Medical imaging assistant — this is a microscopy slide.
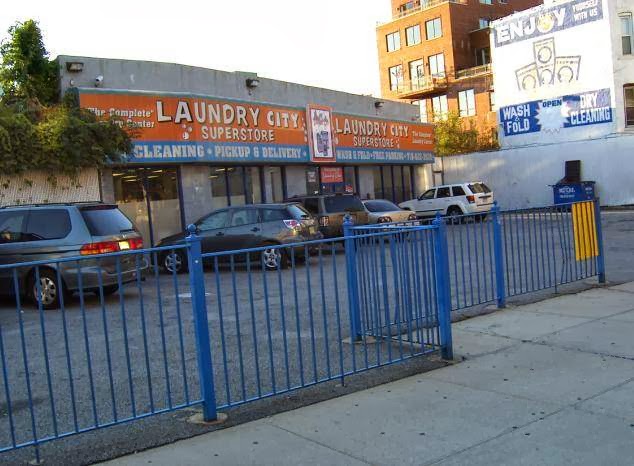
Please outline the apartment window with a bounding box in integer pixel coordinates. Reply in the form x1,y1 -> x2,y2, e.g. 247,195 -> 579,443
621,13 -> 633,55
429,53 -> 445,77
480,0 -> 493,4
475,47 -> 491,66
458,89 -> 476,117
479,18 -> 490,29
425,18 -> 442,40
625,85 -> 634,126
386,31 -> 401,52
389,64 -> 404,91
405,25 -> 421,46
409,59 -> 425,88
420,99 -> 429,122
431,95 -> 448,120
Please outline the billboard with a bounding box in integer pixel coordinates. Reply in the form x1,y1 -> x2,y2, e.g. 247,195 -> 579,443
78,89 -> 435,164
491,0 -> 615,146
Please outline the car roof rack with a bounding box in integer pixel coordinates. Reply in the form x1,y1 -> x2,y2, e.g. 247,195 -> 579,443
0,201 -> 106,209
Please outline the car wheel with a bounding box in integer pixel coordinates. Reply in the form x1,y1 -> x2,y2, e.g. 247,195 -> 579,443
262,245 -> 288,271
447,207 -> 463,224
30,268 -> 64,310
102,285 -> 119,296
163,250 -> 187,274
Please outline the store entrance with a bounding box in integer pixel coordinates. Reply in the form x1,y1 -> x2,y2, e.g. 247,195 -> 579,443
112,167 -> 184,246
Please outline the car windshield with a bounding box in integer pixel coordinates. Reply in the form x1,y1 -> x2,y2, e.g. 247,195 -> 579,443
286,204 -> 312,219
363,200 -> 401,212
323,196 -> 365,213
468,183 -> 492,194
80,205 -> 135,236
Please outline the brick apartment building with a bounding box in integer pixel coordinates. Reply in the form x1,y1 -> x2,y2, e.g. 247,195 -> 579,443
376,0 -> 542,139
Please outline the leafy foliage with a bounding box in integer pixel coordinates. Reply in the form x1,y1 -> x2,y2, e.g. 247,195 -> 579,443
0,20 -> 132,177
0,20 -> 58,106
434,112 -> 499,157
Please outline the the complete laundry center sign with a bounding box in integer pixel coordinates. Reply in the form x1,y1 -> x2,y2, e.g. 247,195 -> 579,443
78,89 -> 434,164
500,88 -> 613,137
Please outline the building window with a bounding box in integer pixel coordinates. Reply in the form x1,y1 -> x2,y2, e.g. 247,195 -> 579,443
409,58 -> 425,88
429,53 -> 445,77
621,13 -> 633,55
624,85 -> 634,126
489,91 -> 496,111
389,64 -> 404,91
431,95 -> 448,120
480,0 -> 492,4
475,47 -> 491,66
479,18 -> 490,29
113,168 -> 183,246
371,166 -> 415,203
425,18 -> 442,40
458,89 -> 476,117
411,99 -> 428,123
386,31 -> 401,52
405,25 -> 421,46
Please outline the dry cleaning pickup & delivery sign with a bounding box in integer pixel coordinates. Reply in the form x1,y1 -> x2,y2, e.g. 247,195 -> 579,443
78,89 -> 435,164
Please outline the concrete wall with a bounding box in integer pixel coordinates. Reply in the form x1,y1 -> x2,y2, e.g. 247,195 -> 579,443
58,56 -> 418,122
441,133 -> 634,208
0,169 -> 101,206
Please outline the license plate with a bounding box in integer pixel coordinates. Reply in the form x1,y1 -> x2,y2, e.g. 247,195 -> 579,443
119,241 -> 130,250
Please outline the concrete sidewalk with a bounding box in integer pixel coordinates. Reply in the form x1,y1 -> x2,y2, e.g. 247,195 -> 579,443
105,283 -> 634,466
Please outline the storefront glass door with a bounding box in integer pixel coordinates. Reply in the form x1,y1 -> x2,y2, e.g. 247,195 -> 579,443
113,168 -> 184,246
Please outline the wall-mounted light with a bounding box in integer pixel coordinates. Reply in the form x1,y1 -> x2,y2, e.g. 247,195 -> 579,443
69,79 -> 76,87
66,61 -> 84,72
246,78 -> 260,89
374,101 -> 385,109
95,75 -> 104,87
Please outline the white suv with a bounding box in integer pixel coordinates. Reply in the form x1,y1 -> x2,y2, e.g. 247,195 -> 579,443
399,182 -> 494,219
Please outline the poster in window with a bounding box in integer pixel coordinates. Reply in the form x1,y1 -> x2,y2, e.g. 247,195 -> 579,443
307,104 -> 335,162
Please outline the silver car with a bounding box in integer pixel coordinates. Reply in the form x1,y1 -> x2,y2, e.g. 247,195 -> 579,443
362,199 -> 418,224
0,203 -> 147,309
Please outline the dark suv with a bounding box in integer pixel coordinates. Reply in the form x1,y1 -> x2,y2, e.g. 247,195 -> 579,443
157,203 -> 321,273
0,203 -> 146,309
286,194 -> 370,238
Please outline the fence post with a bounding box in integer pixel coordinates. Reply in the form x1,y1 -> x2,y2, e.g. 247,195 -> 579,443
593,198 -> 606,284
343,216 -> 362,341
432,213 -> 453,360
491,202 -> 507,308
185,225 -> 218,422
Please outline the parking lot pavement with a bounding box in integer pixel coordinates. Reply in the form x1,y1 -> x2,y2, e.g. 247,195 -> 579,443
0,210 -> 633,465
105,284 -> 634,466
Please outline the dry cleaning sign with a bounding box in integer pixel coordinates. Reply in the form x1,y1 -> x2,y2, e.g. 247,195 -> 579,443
494,0 -> 603,47
499,88 -> 612,137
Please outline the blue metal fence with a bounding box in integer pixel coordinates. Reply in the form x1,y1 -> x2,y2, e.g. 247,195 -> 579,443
0,199 -> 605,461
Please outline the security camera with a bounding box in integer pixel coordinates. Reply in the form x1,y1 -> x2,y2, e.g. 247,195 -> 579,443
94,75 -> 104,87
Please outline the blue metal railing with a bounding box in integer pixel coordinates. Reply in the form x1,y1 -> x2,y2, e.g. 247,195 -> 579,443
0,199 -> 605,461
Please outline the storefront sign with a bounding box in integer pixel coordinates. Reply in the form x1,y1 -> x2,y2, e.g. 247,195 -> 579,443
78,89 -> 435,164
320,167 -> 344,183
500,88 -> 612,137
333,114 -> 435,164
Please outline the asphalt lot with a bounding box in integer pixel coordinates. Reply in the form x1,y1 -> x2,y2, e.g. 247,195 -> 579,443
0,210 -> 632,465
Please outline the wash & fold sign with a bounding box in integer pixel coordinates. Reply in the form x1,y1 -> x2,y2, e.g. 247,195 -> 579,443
499,88 -> 612,137
78,89 -> 435,164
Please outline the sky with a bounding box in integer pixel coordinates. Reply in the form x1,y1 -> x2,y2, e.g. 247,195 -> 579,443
0,0 -> 392,97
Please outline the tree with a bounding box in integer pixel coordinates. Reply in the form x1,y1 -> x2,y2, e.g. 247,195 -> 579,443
434,112 -> 499,157
0,20 -> 58,106
0,20 -> 132,177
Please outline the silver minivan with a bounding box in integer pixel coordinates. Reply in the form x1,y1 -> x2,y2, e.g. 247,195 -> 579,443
0,203 -> 146,309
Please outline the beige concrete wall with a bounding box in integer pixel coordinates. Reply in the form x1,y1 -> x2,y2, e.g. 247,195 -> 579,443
0,169 -> 101,206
